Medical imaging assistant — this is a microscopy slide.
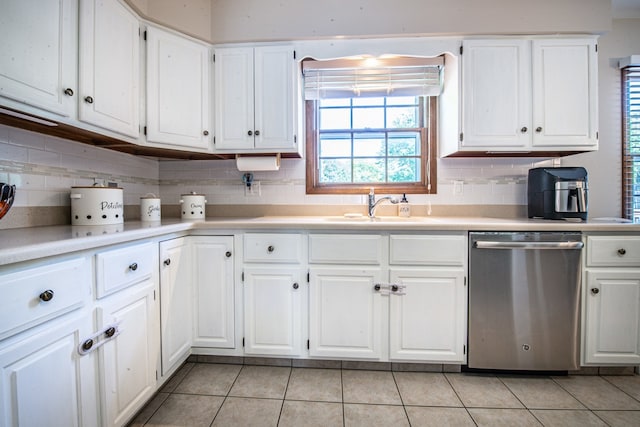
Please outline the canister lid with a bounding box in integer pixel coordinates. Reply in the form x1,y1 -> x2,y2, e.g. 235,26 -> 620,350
71,186 -> 122,190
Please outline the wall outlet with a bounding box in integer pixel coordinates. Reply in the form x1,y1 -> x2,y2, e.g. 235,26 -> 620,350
244,181 -> 261,197
453,180 -> 464,195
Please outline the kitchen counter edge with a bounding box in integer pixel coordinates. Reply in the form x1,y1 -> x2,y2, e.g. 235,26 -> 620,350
1,216 -> 639,267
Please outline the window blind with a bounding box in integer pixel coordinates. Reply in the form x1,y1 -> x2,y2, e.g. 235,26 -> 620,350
622,65 -> 640,221
302,56 -> 444,99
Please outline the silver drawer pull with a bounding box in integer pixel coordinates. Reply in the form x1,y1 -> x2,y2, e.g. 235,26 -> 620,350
267,245 -> 275,253
618,248 -> 627,256
129,262 -> 138,271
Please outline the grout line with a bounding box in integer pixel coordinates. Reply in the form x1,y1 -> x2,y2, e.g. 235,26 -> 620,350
600,375 -> 640,404
442,372 -> 479,426
275,366 -> 294,425
390,371 -> 412,425
496,375 -> 530,409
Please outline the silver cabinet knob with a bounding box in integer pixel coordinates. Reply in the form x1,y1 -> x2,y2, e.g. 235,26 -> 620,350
225,251 -> 232,258
104,327 -> 116,338
64,88 -> 74,96
535,127 -> 543,133
163,258 -> 171,266
81,339 -> 94,351
39,289 -> 54,302
129,262 -> 138,271
591,288 -> 600,295
374,284 -> 381,291
255,130 -> 260,136
203,130 -> 209,136
84,96 -> 94,104
248,130 -> 253,136
618,248 -> 627,256
521,127 -> 528,133
267,245 -> 275,253
293,283 -> 299,290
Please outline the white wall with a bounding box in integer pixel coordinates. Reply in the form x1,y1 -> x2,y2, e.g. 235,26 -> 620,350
208,0 -> 612,43
125,0 -> 612,44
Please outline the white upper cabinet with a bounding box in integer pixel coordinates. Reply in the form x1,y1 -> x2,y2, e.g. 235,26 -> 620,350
78,0 -> 140,137
461,39 -> 531,150
458,37 -> 598,155
0,0 -> 77,117
146,26 -> 212,151
214,45 -> 297,153
531,39 -> 598,148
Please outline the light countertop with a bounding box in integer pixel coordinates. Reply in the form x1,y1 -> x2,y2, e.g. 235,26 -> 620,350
1,216 -> 639,267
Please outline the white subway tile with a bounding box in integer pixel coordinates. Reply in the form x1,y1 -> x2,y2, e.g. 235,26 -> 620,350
8,127 -> 45,150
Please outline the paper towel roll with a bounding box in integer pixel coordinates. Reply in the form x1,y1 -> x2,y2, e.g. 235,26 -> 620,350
236,155 -> 280,171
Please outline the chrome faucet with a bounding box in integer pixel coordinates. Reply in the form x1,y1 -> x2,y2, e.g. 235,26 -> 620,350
368,188 -> 398,218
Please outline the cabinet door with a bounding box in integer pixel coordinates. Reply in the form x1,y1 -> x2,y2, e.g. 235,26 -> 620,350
98,280 -> 159,427
461,39 -> 530,149
254,46 -> 296,150
214,47 -> 255,150
78,0 -> 140,137
389,268 -> 466,362
0,312 -> 98,427
191,236 -> 235,349
146,26 -> 211,150
0,0 -> 77,116
584,269 -> 640,365
309,267 -> 384,359
532,39 -> 598,148
159,237 -> 192,376
243,266 -> 303,356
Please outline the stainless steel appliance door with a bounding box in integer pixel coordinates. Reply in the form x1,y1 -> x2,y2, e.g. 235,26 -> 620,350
468,232 -> 583,371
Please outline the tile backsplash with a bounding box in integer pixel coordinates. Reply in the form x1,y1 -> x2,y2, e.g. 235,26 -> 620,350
0,124 -> 556,228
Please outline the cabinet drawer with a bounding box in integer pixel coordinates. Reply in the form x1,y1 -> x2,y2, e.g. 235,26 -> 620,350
244,233 -> 303,263
309,234 -> 383,265
587,236 -> 640,267
0,257 -> 91,340
390,234 -> 466,266
96,242 -> 156,298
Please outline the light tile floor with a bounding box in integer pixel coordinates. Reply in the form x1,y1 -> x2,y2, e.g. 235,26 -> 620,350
129,362 -> 640,427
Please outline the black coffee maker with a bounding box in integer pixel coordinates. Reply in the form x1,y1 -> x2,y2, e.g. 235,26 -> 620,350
527,167 -> 588,220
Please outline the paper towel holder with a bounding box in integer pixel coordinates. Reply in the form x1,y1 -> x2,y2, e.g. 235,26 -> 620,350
236,153 -> 281,171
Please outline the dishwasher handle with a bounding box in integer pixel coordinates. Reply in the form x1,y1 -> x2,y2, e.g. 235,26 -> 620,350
474,241 -> 584,250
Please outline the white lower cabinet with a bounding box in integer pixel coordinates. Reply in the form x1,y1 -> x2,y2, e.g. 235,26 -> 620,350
0,311 -> 98,427
243,266 -> 303,356
241,233 -> 305,357
308,233 -> 467,363
159,237 -> 192,376
584,269 -> 640,365
583,234 -> 640,365
309,267 -> 384,359
191,236 -> 235,349
96,280 -> 158,427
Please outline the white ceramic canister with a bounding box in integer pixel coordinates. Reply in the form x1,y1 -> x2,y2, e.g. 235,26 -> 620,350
70,186 -> 124,225
180,192 -> 207,220
140,193 -> 161,222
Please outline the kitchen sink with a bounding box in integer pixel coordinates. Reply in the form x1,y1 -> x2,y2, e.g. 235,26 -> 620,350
321,215 -> 443,223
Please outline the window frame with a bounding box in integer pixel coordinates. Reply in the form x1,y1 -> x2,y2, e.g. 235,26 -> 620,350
622,65 -> 640,222
305,96 -> 438,195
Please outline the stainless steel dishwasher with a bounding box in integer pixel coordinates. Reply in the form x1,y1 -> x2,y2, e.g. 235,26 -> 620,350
468,232 -> 584,371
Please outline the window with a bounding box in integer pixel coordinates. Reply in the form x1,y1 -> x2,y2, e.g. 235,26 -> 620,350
303,57 -> 441,194
623,65 -> 640,222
